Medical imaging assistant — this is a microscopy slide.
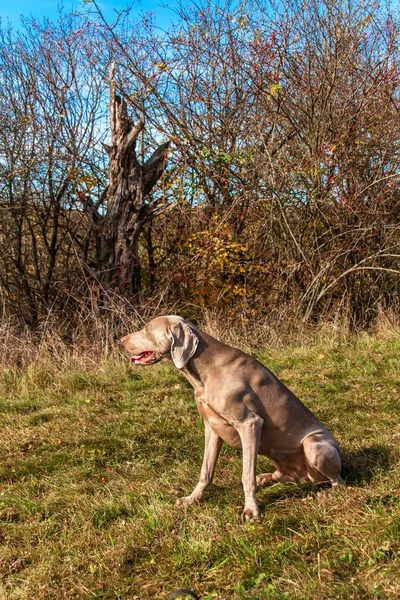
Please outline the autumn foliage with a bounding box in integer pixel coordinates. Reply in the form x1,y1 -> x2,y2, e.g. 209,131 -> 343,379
0,0 -> 399,331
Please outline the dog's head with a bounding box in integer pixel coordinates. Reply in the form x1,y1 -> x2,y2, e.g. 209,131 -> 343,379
121,315 -> 199,369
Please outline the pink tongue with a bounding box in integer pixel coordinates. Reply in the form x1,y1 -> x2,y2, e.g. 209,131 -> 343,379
130,352 -> 149,363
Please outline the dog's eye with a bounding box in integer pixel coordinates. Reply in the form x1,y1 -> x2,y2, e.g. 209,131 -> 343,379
144,328 -> 157,345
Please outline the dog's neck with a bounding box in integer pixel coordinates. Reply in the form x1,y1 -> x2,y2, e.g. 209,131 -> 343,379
180,330 -> 228,392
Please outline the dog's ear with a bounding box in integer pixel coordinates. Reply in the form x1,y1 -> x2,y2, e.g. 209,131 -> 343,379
168,321 -> 199,369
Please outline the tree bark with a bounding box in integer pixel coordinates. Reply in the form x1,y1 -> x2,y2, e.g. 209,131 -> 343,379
97,64 -> 169,297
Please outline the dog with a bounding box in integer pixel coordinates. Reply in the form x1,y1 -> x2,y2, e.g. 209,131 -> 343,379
121,315 -> 344,520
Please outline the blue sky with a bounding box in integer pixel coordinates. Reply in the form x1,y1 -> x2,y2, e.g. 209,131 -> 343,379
1,0 -> 179,29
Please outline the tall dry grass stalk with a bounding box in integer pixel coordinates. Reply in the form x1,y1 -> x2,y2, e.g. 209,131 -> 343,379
3,296 -> 399,374
0,304 -> 134,371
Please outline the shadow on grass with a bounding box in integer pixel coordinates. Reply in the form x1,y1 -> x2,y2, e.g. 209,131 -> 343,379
261,482 -> 314,505
207,444 -> 395,512
341,444 -> 393,484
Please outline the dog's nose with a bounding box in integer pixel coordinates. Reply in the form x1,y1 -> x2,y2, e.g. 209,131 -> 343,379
120,335 -> 128,345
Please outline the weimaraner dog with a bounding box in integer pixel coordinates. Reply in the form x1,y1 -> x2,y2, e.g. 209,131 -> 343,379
121,315 -> 344,520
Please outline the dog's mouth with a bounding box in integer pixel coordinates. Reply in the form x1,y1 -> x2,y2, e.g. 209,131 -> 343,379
130,351 -> 156,365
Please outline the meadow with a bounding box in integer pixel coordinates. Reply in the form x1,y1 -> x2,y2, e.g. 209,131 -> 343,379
0,331 -> 399,599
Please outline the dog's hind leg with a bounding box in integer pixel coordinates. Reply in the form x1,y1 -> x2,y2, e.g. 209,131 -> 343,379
256,471 -> 298,487
303,433 -> 345,488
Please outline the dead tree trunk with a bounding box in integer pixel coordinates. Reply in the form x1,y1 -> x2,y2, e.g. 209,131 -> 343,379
91,65 -> 169,298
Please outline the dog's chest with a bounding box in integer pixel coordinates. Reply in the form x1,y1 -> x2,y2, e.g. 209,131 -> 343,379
196,398 -> 242,449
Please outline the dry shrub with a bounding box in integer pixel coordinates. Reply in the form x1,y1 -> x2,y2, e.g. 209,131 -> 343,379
3,297 -> 399,373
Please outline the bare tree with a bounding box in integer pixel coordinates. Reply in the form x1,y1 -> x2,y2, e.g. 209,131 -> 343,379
82,65 -> 169,297
0,15 -> 108,324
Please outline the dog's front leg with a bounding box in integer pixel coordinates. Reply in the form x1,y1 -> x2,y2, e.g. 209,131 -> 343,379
236,413 -> 264,521
176,421 -> 222,507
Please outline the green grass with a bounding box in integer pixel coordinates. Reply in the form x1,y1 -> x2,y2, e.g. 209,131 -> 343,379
0,334 -> 399,599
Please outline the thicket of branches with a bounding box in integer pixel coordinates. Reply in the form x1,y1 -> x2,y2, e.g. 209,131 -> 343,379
0,0 -> 399,332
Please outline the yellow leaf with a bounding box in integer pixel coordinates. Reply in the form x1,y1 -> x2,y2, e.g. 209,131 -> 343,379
269,83 -> 282,98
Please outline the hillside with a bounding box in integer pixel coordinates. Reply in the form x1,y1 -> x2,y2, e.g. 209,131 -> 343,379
0,334 -> 399,599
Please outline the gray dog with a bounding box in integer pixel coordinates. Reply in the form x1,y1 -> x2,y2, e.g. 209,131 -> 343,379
121,315 -> 344,520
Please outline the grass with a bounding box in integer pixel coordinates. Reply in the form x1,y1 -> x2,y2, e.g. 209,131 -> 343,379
0,333 -> 399,599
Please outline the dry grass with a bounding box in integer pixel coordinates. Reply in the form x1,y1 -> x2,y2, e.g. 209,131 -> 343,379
0,320 -> 399,599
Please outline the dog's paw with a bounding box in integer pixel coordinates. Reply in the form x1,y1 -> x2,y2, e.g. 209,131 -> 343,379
316,486 -> 335,498
176,495 -> 196,507
256,473 -> 273,488
241,506 -> 261,522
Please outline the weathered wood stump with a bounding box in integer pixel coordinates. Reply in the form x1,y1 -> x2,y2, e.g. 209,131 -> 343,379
85,64 -> 169,298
